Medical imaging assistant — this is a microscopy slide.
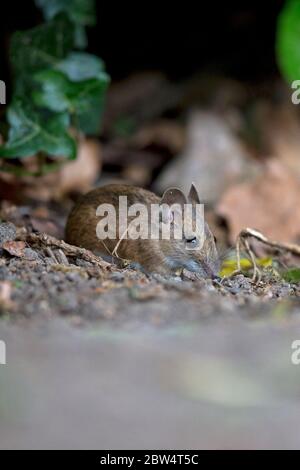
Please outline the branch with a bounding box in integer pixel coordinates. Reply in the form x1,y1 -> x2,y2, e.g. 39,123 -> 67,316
228,228 -> 300,282
25,232 -> 113,271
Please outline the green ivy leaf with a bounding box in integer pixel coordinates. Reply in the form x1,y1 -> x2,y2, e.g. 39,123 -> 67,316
77,91 -> 107,134
54,52 -> 110,133
0,100 -> 76,159
33,68 -> 109,134
35,0 -> 96,26
282,268 -> 300,283
33,70 -> 73,112
11,13 -> 74,78
74,25 -> 88,50
55,52 -> 106,81
276,0 -> 300,83
0,1 -> 108,166
35,0 -> 96,48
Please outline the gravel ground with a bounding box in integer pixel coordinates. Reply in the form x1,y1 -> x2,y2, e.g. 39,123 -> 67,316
1,243 -> 300,329
0,216 -> 299,328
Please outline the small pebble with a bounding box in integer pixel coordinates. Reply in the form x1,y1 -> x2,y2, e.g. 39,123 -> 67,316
0,222 -> 17,247
110,272 -> 125,282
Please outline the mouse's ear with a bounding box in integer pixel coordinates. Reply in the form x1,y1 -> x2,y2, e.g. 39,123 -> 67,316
160,187 -> 186,223
160,187 -> 187,206
188,183 -> 200,204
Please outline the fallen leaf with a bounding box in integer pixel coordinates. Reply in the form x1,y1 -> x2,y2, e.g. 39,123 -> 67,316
220,257 -> 273,277
56,138 -> 102,196
155,111 -> 258,204
217,159 -> 300,243
2,240 -> 26,257
260,103 -> 300,179
0,138 -> 102,202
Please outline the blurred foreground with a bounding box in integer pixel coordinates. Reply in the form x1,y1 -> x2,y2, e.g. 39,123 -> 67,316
1,319 -> 300,449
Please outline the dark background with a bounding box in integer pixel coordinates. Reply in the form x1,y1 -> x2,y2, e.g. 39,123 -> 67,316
0,0 -> 285,85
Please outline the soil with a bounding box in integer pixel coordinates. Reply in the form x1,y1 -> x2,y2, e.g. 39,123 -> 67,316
1,206 -> 300,449
0,214 -> 299,329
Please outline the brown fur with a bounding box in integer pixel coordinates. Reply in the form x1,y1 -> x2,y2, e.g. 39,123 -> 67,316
65,184 -> 220,277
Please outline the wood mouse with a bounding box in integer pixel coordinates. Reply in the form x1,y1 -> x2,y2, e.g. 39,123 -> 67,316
65,183 -> 220,278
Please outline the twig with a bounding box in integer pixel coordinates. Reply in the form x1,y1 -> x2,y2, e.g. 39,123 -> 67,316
229,228 -> 300,282
239,228 -> 300,256
25,232 -> 113,271
243,236 -> 261,282
55,249 -> 70,265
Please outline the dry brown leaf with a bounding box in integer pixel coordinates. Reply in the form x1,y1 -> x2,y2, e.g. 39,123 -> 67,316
56,138 -> 102,196
2,240 -> 26,257
0,138 -> 102,202
217,159 -> 300,243
155,111 -> 258,204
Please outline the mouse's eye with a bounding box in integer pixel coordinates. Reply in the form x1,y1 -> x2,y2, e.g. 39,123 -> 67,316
185,236 -> 197,244
185,236 -> 199,250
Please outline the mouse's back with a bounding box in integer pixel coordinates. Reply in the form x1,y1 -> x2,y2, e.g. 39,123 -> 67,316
65,184 -> 160,255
